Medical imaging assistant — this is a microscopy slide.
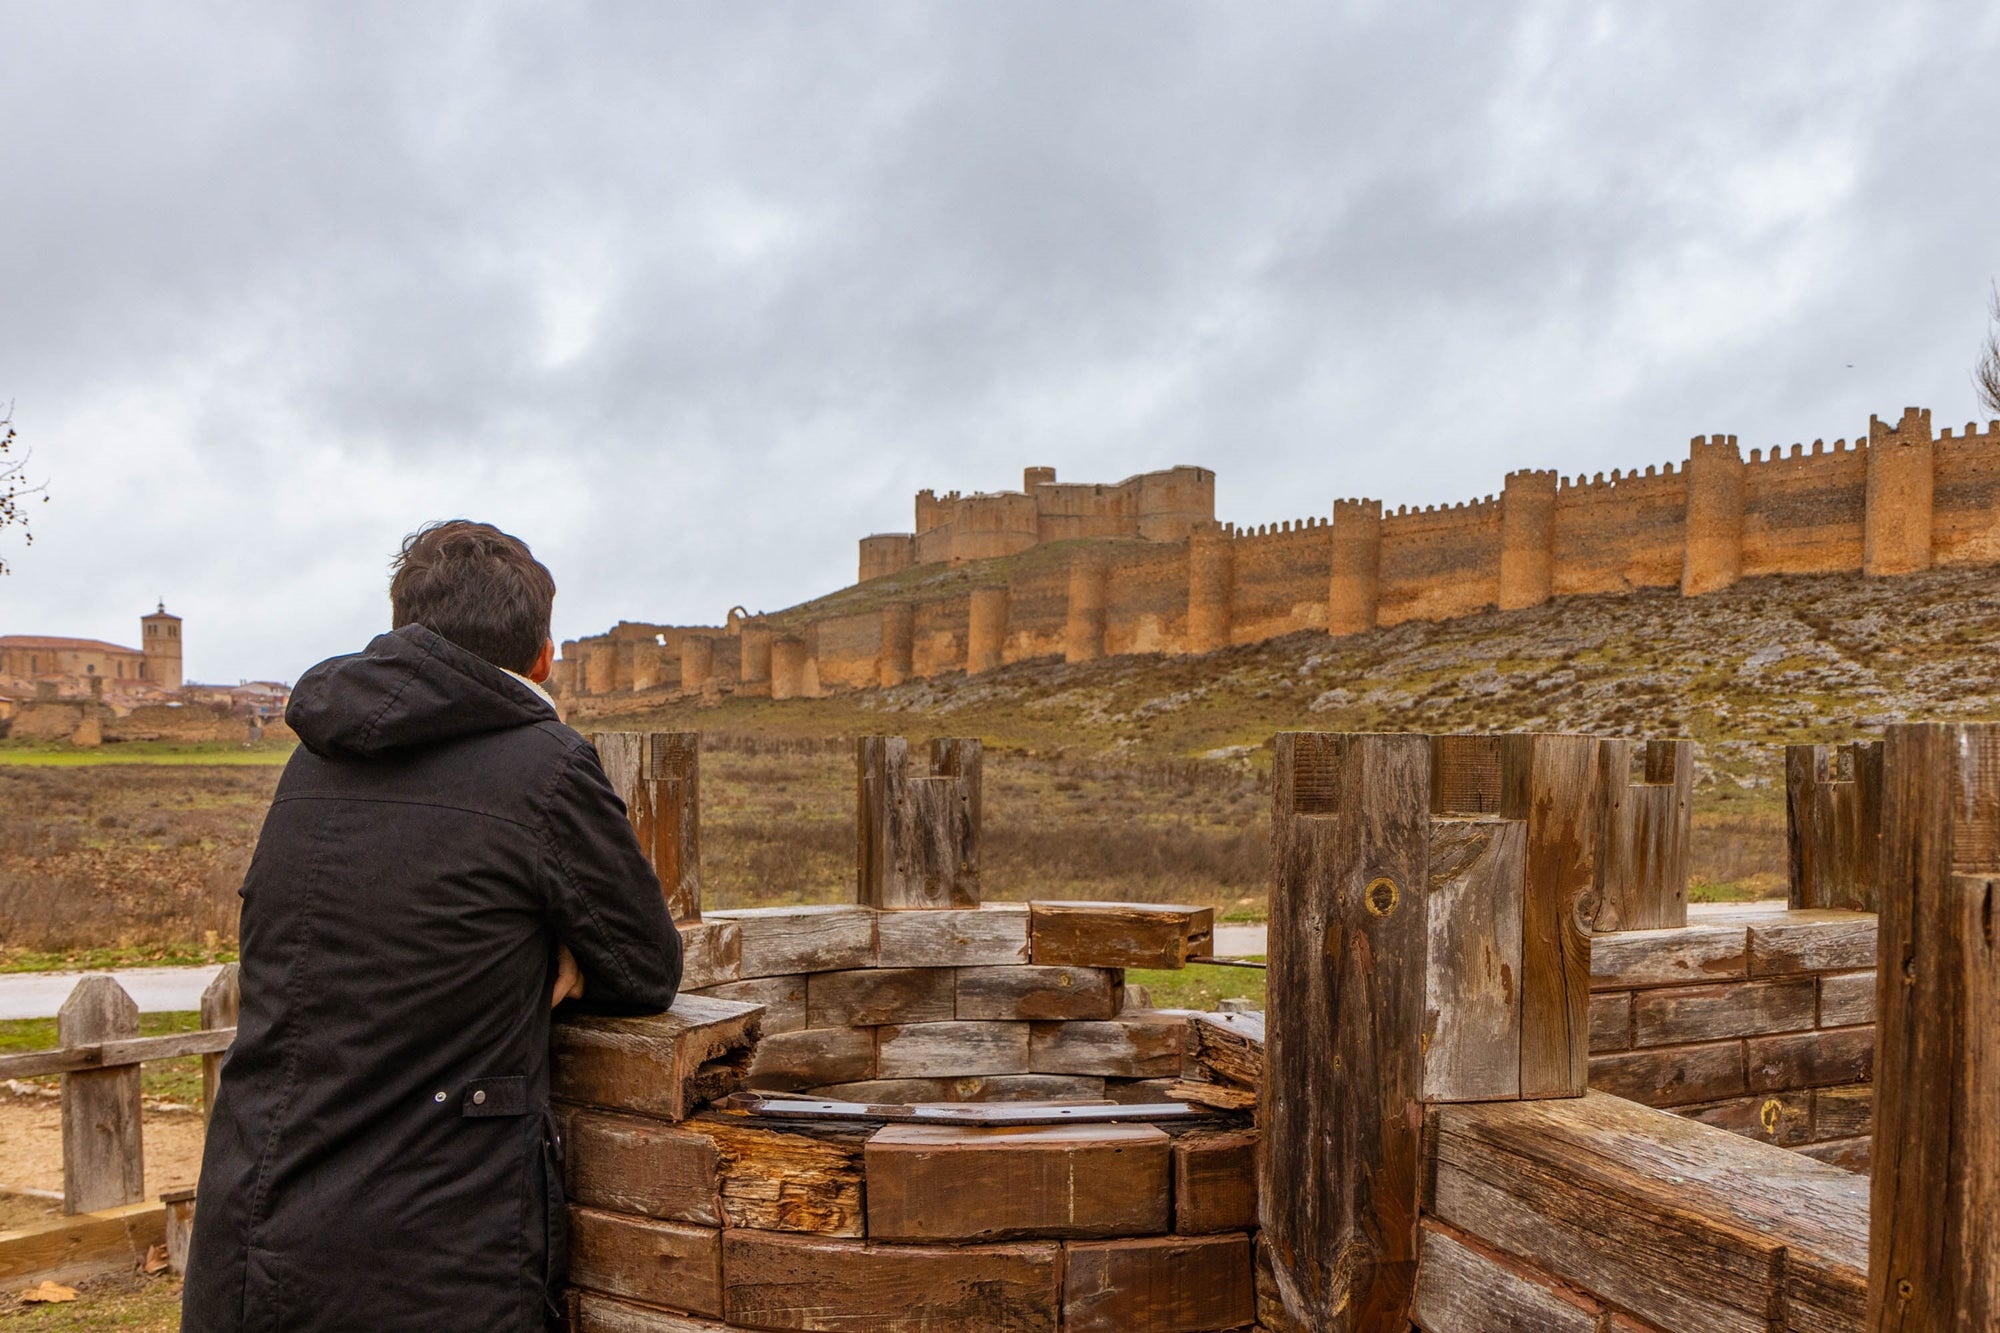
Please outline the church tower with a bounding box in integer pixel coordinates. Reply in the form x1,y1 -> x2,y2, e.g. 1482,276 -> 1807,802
142,603 -> 183,689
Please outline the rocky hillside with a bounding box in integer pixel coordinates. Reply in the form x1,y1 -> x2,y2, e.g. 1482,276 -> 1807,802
595,561 -> 2000,796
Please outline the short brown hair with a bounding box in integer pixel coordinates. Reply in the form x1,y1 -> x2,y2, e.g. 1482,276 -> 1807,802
390,521 -> 555,673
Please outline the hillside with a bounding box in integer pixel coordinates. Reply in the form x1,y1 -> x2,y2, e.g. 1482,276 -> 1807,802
586,560 -> 2000,785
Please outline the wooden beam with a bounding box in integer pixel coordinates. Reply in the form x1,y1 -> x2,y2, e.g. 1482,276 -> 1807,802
1594,738 -> 1693,931
857,735 -> 983,909
1870,722 -> 2000,1328
0,1025 -> 237,1081
864,1122 -> 1170,1241
1501,733 -> 1599,1098
1062,1233 -> 1254,1333
1423,815 -> 1526,1101
720,1231 -> 1061,1331
199,963 -> 238,1119
592,731 -> 703,924
553,995 -> 764,1121
876,905 -> 1028,967
1261,731 -> 1430,1332
59,976 -> 144,1215
568,1207 -> 723,1318
1788,740 -> 1883,913
0,1200 -> 165,1290
705,906 -> 876,978
1027,902 -> 1214,970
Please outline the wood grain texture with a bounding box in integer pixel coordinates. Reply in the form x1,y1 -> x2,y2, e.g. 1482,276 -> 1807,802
720,1231 -> 1061,1332
1787,741 -> 1882,913
1409,1222 -> 1600,1333
1186,1011 -> 1263,1092
593,731 -> 703,924
573,1291 -> 736,1333
744,1028 -> 877,1093
1869,722 -> 2000,1330
1502,732 -> 1599,1098
696,1114 -> 866,1236
1587,1040 -> 1747,1107
864,1122 -> 1170,1241
1061,1232 -> 1254,1333
1745,1027 -> 1873,1092
1173,1129 -> 1258,1234
554,995 -> 764,1121
1677,1090 -> 1814,1148
706,906 -> 876,978
1423,815 -> 1526,1101
856,735 -> 982,910
954,965 -> 1120,1021
807,1075 -> 1105,1104
875,905 -> 1028,967
1260,731 -> 1430,1333
1590,923 -> 1749,991
1588,992 -> 1633,1053
59,975 -> 145,1214
1632,978 -> 1817,1046
875,1021 -> 1030,1078
1747,912 -> 1877,977
806,968 -> 956,1028
1027,1015 -> 1184,1079
0,1200 -> 165,1290
1817,970 -> 1876,1029
1426,1091 -> 1868,1333
1812,1083 -> 1873,1141
562,1108 -> 723,1226
1027,901 -> 1215,970
199,963 -> 238,1122
1594,738 -> 1693,932
569,1206 -> 724,1318
692,976 -> 806,1035
679,921 -> 743,991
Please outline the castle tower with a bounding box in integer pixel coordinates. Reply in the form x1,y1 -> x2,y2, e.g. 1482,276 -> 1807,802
1023,467 -> 1056,490
141,603 -> 183,690
878,603 -> 916,687
1064,551 -> 1109,663
1681,435 -> 1746,595
1864,407 -> 1935,576
966,586 -> 1010,674
1498,471 -> 1558,609
1327,500 -> 1383,636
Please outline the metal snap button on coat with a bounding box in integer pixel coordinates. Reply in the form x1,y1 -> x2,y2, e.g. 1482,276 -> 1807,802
471,1090 -> 487,1106
433,1091 -> 447,1104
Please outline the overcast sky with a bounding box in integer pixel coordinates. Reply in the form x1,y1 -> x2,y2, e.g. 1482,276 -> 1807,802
3,3 -> 1997,683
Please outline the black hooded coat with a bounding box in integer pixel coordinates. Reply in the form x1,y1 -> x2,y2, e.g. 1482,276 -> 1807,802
182,625 -> 682,1333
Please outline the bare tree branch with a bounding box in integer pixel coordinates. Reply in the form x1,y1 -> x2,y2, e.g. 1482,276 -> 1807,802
1978,283 -> 2000,421
0,402 -> 49,576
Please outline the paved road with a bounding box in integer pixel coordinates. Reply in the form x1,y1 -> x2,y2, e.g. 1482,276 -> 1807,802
1211,924 -> 1266,957
0,965 -> 224,1021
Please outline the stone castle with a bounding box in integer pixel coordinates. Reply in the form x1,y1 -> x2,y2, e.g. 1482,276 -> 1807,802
555,406 -> 2000,706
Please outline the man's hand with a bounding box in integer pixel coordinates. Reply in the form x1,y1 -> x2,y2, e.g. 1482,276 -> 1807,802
551,944 -> 586,1008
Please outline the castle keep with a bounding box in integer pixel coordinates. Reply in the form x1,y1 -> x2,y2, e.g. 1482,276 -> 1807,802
557,407 -> 2000,704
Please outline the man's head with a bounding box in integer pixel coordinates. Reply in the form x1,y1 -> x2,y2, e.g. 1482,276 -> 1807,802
390,521 -> 555,678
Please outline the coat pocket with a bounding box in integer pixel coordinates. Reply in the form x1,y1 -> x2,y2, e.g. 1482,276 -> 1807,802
459,1073 -> 529,1117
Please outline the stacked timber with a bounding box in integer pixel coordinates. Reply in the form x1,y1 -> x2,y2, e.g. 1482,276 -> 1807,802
1171,1012 -> 1263,1112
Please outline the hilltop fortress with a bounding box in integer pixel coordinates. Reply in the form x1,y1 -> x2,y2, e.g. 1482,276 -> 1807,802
555,406 -> 2000,707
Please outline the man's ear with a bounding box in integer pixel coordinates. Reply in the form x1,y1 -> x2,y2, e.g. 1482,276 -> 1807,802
529,637 -> 556,684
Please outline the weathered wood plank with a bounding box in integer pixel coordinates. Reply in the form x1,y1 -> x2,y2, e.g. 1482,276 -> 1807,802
720,1231 -> 1061,1331
679,921 -> 742,991
1817,970 -> 1876,1029
1588,992 -> 1632,1053
0,1026 -> 238,1082
695,1114 -> 867,1236
0,1200 -> 165,1290
864,1122 -> 1169,1240
1409,1221 -> 1600,1333
569,1207 -> 723,1318
1813,1083 -> 1872,1141
199,963 -> 237,1119
1423,815 -> 1526,1101
1678,1090 -> 1814,1148
807,1075 -> 1106,1104
1261,732 -> 1430,1333
806,968 -> 955,1028
876,1021 -> 1030,1078
573,1291 -> 736,1333
1185,1011 -> 1263,1092
1027,1015 -> 1183,1079
1502,733 -> 1599,1097
706,906 -> 876,978
554,995 -> 764,1120
1590,923 -> 1749,991
1028,901 -> 1214,970
1061,1232 -> 1254,1333
1745,1027 -> 1873,1092
593,731 -> 703,924
1747,912 -> 1877,977
1587,1040 -> 1747,1107
1631,977 -> 1817,1046
1595,738 -> 1693,932
1787,741 -> 1882,914
562,1108 -> 723,1226
857,736 -> 982,910
691,975 -> 806,1035
59,976 -> 144,1214
1173,1129 -> 1258,1234
1427,1091 -> 1868,1333
1869,722 -> 2000,1329
744,1028 -> 876,1093
875,905 -> 1028,967
954,965 -> 1120,1021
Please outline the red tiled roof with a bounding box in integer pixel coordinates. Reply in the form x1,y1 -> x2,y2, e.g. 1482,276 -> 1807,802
0,635 -> 144,654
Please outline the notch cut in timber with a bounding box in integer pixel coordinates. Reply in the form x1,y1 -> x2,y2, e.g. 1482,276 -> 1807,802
1593,737 -> 1694,931
1788,739 -> 1883,913
1261,732 -> 1598,1333
553,995 -> 764,1123
856,736 -> 983,909
591,731 -> 701,924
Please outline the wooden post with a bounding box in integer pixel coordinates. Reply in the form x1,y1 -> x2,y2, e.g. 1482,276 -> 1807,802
592,732 -> 701,924
1501,733 -> 1599,1098
1869,723 -> 1999,1328
1594,737 -> 1693,931
856,736 -> 981,909
1261,732 -> 1430,1332
59,976 -> 144,1215
199,963 -> 239,1120
1789,740 -> 1883,912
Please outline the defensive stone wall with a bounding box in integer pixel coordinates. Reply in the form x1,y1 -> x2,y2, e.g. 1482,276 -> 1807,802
558,405 -> 2000,703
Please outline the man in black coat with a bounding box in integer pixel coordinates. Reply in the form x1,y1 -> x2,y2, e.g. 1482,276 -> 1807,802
183,521 -> 682,1332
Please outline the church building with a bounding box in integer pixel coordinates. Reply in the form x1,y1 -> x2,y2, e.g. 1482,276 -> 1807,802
0,604 -> 184,695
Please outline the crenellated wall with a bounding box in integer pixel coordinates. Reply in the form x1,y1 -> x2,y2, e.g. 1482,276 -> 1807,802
560,405 -> 2000,703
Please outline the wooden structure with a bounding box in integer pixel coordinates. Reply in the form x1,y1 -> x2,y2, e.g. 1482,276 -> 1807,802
593,730 -> 703,924
1595,736 -> 1695,930
856,735 -> 983,909
1789,739 -> 1884,912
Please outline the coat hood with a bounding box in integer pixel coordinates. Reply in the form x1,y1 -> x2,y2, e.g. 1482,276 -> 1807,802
286,624 -> 555,759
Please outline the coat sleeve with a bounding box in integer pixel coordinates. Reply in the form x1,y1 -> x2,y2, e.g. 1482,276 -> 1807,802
541,742 -> 683,1015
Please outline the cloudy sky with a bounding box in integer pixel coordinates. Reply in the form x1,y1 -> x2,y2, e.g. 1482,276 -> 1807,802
3,3 -> 1997,683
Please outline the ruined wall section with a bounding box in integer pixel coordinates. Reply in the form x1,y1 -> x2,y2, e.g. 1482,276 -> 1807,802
1378,500 -> 1503,626
1741,440 -> 1867,576
1551,465 -> 1688,597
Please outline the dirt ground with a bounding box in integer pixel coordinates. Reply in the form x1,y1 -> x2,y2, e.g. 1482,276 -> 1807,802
0,1094 -> 207,1203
